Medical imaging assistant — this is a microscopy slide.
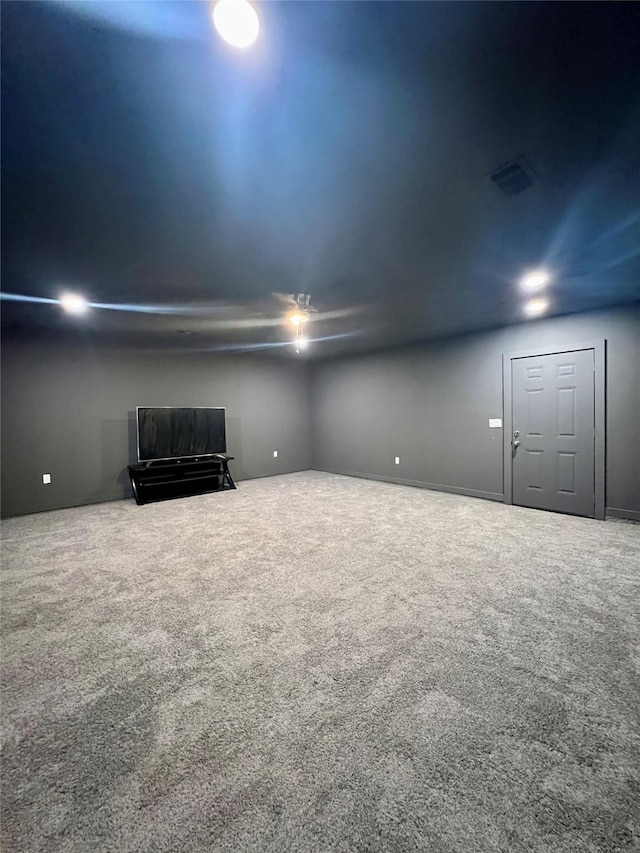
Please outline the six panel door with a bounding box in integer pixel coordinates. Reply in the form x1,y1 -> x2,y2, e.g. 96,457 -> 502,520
511,349 -> 595,517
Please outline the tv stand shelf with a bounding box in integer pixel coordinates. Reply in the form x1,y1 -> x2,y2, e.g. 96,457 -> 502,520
128,455 -> 236,506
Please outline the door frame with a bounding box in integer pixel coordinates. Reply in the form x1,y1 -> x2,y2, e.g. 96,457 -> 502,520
502,340 -> 606,520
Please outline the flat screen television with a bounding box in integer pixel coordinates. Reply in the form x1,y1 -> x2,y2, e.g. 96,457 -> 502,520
137,407 -> 226,463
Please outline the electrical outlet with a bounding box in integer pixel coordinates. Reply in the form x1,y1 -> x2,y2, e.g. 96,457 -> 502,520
273,450 -> 278,458
394,456 -> 400,465
42,473 -> 52,484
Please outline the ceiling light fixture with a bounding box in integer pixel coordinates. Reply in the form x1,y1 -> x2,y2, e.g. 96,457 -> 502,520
523,298 -> 550,318
212,0 -> 260,49
59,293 -> 89,315
520,269 -> 551,293
284,293 -> 315,354
293,318 -> 308,354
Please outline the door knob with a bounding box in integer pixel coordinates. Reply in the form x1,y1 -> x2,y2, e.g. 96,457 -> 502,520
513,430 -> 520,438
513,440 -> 520,448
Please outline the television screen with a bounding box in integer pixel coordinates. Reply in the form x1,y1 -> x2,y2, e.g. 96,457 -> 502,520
137,407 -> 226,462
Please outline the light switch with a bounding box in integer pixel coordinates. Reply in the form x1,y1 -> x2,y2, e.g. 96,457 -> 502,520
42,473 -> 52,484
273,450 -> 278,458
489,418 -> 502,429
394,456 -> 400,465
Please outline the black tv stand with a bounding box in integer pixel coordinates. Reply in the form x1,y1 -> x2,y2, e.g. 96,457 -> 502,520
128,454 -> 236,505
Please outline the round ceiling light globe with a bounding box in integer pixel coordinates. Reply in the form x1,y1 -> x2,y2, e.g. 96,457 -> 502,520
213,0 -> 259,49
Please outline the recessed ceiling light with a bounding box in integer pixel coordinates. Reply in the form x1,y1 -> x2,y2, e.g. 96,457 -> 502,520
524,298 -> 550,318
520,269 -> 551,293
59,293 -> 89,315
213,0 -> 259,49
289,312 -> 308,326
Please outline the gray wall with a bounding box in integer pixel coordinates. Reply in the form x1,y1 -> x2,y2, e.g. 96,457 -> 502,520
1,337 -> 312,517
3,306 -> 638,519
310,305 -> 640,519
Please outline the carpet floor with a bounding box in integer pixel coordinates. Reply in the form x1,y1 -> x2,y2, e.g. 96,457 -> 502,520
1,471 -> 639,853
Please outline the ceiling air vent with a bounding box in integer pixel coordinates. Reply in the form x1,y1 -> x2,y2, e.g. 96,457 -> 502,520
489,158 -> 535,196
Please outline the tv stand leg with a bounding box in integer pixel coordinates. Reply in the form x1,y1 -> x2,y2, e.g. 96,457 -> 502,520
222,461 -> 236,490
130,472 -> 144,505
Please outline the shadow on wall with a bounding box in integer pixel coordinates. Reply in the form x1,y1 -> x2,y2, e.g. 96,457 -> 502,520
120,411 -> 137,497
82,416 -> 134,506
127,410 -> 138,466
227,416 -> 245,481
112,414 -> 136,501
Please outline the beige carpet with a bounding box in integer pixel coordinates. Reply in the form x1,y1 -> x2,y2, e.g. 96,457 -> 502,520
1,471 -> 639,852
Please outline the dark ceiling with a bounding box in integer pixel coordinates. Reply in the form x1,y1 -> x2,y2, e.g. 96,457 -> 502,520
2,1 -> 639,356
